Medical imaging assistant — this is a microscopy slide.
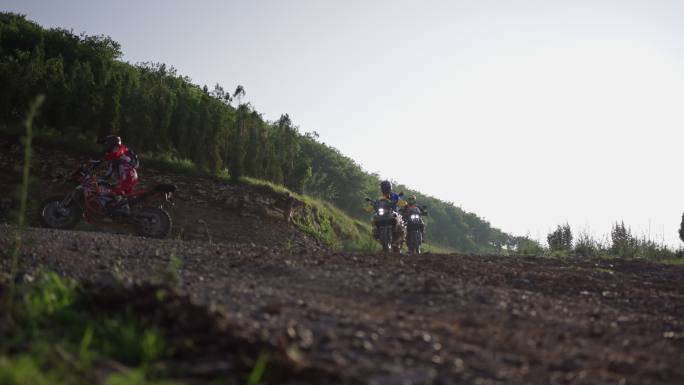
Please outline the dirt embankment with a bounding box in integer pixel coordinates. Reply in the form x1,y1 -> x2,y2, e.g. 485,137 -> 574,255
2,225 -> 684,385
0,136 -> 326,250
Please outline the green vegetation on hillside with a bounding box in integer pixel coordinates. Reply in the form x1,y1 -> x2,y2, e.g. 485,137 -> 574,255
0,12 -> 516,253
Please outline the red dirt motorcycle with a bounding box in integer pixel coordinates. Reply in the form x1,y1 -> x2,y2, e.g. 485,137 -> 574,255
39,160 -> 176,238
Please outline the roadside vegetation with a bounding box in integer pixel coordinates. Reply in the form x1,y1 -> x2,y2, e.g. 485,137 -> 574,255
0,272 -> 278,385
0,272 -> 169,385
510,222 -> 684,262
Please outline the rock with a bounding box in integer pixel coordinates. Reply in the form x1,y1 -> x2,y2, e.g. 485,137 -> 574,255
92,271 -> 120,288
14,271 -> 35,284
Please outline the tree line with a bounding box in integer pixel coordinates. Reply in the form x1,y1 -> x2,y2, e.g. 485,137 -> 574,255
0,13 -> 514,253
530,222 -> 682,259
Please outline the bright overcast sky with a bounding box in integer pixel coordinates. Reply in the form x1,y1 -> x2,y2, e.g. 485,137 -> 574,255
5,0 -> 684,246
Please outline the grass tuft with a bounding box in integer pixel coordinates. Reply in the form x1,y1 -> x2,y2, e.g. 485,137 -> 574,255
8,95 -> 44,295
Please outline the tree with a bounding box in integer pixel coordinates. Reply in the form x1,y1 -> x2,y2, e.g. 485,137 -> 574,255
100,70 -> 122,136
233,85 -> 245,105
547,223 -> 573,252
229,104 -> 249,182
611,221 -> 636,257
289,155 -> 312,193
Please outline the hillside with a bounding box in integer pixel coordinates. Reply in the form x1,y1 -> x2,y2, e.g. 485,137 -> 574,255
0,12 -> 516,253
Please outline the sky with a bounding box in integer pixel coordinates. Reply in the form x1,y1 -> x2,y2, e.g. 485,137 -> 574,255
5,0 -> 684,246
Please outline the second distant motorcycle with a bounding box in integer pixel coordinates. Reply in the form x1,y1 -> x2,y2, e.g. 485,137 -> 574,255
401,196 -> 428,255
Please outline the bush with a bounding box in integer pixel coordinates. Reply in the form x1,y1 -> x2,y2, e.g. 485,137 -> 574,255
574,230 -> 599,257
515,236 -> 544,255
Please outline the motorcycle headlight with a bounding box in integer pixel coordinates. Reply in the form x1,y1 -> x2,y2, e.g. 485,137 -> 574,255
411,214 -> 420,221
378,208 -> 385,216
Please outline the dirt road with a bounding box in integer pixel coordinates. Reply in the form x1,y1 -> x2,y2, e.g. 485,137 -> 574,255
2,225 -> 684,385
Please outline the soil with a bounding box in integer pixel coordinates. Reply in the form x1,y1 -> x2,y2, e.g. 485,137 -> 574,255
2,225 -> 683,385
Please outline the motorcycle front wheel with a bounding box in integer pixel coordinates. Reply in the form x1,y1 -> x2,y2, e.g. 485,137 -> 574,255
40,196 -> 82,229
379,226 -> 392,252
408,230 -> 421,255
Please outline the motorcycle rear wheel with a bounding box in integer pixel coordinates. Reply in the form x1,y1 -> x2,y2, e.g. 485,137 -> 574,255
135,207 -> 172,239
40,196 -> 82,229
408,231 -> 421,255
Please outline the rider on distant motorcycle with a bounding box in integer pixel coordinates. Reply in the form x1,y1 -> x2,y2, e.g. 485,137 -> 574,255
376,180 -> 405,247
380,180 -> 400,209
401,195 -> 426,239
401,195 -> 423,214
96,135 -> 139,215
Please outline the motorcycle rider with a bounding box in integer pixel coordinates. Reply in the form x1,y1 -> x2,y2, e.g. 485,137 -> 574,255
380,180 -> 400,209
377,180 -> 405,248
96,135 -> 139,215
401,195 -> 426,240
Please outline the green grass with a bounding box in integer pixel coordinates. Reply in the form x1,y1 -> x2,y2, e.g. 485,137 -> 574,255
240,176 -> 378,251
246,353 -> 268,385
655,258 -> 684,266
8,95 -> 44,297
142,152 -> 204,176
420,242 -> 455,254
0,273 -> 178,385
0,272 -> 284,385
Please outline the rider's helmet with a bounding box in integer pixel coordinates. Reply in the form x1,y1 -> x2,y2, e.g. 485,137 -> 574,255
407,195 -> 417,205
380,180 -> 392,195
97,135 -> 122,152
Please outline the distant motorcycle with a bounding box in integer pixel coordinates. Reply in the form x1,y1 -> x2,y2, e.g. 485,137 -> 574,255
402,205 -> 428,255
40,160 -> 176,238
365,197 -> 406,252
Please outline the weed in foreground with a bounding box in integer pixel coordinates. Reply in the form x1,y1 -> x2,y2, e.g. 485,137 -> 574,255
154,253 -> 184,288
8,95 -> 44,294
246,353 -> 269,385
0,273 -> 176,385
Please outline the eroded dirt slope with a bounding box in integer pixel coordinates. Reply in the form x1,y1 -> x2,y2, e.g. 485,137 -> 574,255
2,225 -> 683,385
0,136 -> 323,250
